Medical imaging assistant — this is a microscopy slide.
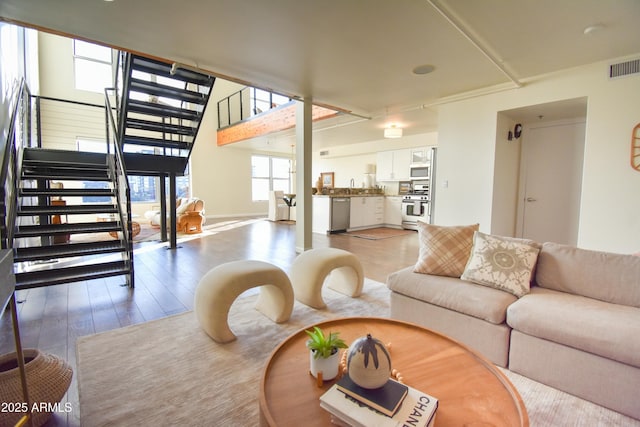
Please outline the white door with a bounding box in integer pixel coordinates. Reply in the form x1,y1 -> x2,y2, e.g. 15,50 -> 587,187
518,121 -> 585,245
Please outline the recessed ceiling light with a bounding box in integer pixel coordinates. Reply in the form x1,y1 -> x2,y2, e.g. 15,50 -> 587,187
412,64 -> 435,75
583,24 -> 604,35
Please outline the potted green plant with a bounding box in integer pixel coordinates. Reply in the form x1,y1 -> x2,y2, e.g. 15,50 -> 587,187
305,326 -> 348,381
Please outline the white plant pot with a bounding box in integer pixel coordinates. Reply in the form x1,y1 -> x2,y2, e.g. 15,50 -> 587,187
309,350 -> 340,381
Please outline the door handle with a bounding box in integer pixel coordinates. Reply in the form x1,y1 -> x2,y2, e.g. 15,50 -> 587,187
526,197 -> 537,202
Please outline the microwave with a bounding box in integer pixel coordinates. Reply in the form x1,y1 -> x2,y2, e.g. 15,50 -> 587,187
410,165 -> 430,179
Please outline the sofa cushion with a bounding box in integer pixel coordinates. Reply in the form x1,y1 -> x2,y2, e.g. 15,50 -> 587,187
387,266 -> 517,324
461,232 -> 540,298
507,287 -> 640,368
536,242 -> 640,308
413,222 -> 479,277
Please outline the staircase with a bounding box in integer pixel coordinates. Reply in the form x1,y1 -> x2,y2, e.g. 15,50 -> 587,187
117,54 -> 215,175
3,53 -> 215,290
13,148 -> 133,290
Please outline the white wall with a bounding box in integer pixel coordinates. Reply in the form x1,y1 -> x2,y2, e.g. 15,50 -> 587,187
312,153 -> 377,189
190,79 -> 276,218
491,114 -> 521,237
436,97 -> 497,229
436,57 -> 640,253
38,33 -> 104,105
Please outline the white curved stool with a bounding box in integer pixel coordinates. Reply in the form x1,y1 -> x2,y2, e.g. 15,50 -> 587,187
290,247 -> 364,309
194,260 -> 294,343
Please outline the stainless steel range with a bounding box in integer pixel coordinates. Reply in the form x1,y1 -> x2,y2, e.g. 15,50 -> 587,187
401,146 -> 436,230
401,182 -> 431,230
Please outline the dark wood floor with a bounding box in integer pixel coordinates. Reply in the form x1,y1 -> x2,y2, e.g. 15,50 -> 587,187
0,217 -> 419,426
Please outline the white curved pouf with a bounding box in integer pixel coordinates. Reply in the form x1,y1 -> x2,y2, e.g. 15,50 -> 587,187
290,247 -> 364,309
194,260 -> 294,343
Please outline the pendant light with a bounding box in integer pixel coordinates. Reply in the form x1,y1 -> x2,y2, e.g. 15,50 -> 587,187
384,124 -> 403,139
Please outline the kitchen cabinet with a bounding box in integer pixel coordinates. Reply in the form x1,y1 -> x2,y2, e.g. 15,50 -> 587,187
371,197 -> 384,226
312,196 -> 331,233
384,196 -> 403,227
349,197 -> 365,229
349,196 -> 384,230
410,148 -> 431,165
376,149 -> 411,181
376,152 -> 394,181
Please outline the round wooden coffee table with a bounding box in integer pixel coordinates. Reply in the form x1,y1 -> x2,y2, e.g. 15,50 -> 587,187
259,317 -> 528,427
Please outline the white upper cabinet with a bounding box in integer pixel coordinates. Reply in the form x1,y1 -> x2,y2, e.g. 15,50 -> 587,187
410,148 -> 431,165
376,152 -> 395,181
376,149 -> 411,181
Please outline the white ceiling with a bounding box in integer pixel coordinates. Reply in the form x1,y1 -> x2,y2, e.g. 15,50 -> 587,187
2,0 -> 639,152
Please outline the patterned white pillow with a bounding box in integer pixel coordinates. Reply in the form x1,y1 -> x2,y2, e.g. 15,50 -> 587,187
461,232 -> 540,297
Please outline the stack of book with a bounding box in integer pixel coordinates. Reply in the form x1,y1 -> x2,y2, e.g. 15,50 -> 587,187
320,375 -> 438,427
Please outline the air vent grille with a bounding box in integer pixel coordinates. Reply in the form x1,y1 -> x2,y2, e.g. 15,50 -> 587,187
609,58 -> 640,79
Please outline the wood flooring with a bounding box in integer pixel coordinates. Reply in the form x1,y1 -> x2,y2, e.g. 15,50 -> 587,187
0,217 -> 419,426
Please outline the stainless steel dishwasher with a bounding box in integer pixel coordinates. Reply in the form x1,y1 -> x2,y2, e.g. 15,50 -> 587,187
330,197 -> 350,233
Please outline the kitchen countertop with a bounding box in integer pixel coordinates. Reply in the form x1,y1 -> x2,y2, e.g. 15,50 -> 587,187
313,193 -> 386,197
313,187 -> 386,197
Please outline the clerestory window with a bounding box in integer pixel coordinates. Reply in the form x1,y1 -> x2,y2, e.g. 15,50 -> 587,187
73,39 -> 113,93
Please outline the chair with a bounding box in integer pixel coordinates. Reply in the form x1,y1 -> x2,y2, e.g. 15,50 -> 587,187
176,198 -> 205,233
268,191 -> 289,221
144,197 -> 206,233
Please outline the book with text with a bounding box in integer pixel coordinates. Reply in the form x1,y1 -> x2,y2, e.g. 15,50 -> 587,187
336,375 -> 408,417
320,381 -> 438,427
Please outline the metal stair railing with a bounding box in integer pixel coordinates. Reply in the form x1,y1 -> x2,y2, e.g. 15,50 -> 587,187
0,76 -> 35,427
115,51 -> 132,153
105,87 -> 135,288
1,78 -> 30,252
217,86 -> 292,129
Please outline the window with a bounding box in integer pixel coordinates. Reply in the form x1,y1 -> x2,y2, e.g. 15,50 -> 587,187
76,139 -> 109,203
73,39 -> 113,93
164,172 -> 191,199
128,175 -> 156,202
249,88 -> 291,115
77,139 -> 157,203
251,155 -> 291,201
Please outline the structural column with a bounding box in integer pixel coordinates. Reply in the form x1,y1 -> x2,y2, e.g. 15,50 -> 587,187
295,98 -> 313,253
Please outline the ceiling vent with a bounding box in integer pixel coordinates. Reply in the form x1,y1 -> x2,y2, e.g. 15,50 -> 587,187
609,58 -> 640,79
319,150 -> 330,157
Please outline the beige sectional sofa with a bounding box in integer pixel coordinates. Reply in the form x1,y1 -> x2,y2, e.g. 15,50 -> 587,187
386,225 -> 640,420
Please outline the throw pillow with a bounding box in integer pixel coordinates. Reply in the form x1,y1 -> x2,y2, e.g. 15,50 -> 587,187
414,222 -> 479,277
176,199 -> 196,215
461,231 -> 540,297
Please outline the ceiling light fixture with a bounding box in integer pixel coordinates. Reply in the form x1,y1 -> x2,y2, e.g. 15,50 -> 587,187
583,24 -> 604,35
412,64 -> 435,75
384,124 -> 403,139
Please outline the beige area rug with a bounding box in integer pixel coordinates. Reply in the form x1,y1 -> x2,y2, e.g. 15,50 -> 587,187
76,280 -> 639,426
345,227 -> 416,240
